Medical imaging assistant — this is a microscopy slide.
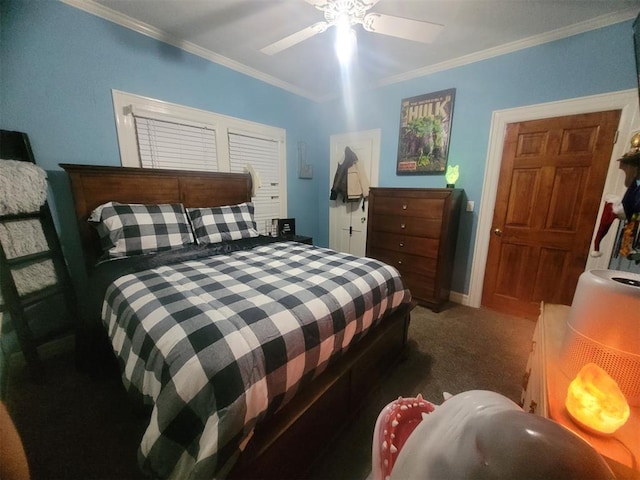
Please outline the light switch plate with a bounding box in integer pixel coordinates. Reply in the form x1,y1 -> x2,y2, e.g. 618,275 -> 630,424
466,201 -> 475,212
299,164 -> 313,179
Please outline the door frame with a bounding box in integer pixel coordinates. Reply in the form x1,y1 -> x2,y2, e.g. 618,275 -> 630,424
468,89 -> 639,308
329,129 -> 381,252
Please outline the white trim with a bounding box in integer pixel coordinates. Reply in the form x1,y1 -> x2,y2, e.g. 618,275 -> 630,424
377,9 -> 638,89
467,89 -> 640,308
449,290 -> 467,306
62,0 -> 636,103
111,89 -> 288,217
128,106 -> 217,130
329,129 -> 381,253
112,89 -> 285,167
62,0 -> 316,101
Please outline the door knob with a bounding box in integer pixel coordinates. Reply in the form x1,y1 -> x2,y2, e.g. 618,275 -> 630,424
493,228 -> 502,236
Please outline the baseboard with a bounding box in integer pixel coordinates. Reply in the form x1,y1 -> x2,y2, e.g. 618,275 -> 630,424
449,290 -> 469,306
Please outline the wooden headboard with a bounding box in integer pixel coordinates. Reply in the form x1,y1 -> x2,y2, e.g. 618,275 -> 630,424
60,164 -> 252,268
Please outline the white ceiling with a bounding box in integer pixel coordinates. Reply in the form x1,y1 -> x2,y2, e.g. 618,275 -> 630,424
67,0 -> 640,101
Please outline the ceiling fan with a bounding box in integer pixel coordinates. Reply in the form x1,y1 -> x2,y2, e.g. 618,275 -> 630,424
260,0 -> 444,56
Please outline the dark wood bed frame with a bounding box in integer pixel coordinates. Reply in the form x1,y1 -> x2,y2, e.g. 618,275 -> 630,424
61,163 -> 413,479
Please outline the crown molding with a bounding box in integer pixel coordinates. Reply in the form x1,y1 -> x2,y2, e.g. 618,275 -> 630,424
60,0 -> 637,103
376,8 -> 639,88
60,0 -> 322,101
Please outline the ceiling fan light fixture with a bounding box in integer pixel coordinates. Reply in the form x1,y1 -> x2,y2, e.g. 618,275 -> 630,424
335,13 -> 356,64
261,0 -> 442,57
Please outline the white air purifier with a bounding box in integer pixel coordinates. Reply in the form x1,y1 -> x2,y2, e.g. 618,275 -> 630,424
560,270 -> 640,406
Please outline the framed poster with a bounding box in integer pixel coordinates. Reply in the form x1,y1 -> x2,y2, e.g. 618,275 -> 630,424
396,88 -> 456,175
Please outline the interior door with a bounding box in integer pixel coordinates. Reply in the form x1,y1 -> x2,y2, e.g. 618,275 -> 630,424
329,130 -> 380,256
482,110 -> 621,319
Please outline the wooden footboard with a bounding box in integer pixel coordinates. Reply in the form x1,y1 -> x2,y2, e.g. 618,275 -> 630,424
229,301 -> 414,480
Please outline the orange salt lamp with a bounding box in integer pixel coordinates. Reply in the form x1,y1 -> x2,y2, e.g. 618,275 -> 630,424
565,363 -> 630,435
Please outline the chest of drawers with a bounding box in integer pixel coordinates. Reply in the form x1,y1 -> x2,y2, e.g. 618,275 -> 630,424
366,187 -> 462,311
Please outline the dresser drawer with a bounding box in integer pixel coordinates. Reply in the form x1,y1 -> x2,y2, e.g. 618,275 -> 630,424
367,231 -> 439,258
370,196 -> 446,219
368,247 -> 437,278
371,214 -> 442,238
401,270 -> 437,301
366,187 -> 462,311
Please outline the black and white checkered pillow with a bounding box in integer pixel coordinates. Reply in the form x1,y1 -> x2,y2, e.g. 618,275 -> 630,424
90,202 -> 195,258
187,202 -> 259,244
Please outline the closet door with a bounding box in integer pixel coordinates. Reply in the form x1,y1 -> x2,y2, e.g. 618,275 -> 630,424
329,130 -> 380,256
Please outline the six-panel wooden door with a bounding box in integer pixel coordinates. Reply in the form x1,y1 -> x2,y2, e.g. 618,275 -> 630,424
482,110 -> 621,318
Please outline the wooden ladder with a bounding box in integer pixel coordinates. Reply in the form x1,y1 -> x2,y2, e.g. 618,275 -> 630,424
0,130 -> 77,383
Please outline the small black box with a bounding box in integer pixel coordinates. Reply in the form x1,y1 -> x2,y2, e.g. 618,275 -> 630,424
278,218 -> 296,237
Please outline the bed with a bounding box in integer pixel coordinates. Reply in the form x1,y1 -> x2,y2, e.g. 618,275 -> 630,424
61,163 -> 413,479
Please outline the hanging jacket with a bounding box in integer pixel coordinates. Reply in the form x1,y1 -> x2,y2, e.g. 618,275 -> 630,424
330,146 -> 358,202
347,158 -> 370,201
330,146 -> 370,203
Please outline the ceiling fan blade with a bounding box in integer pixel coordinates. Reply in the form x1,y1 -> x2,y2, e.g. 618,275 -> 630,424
304,0 -> 380,8
304,0 -> 331,7
260,22 -> 329,55
362,12 -> 443,43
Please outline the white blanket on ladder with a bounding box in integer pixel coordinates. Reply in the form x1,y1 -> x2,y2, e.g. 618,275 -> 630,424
0,159 -> 57,309
0,159 -> 48,215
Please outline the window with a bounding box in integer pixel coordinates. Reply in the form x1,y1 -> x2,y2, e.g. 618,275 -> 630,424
228,131 -> 281,226
112,90 -> 286,231
135,116 -> 218,171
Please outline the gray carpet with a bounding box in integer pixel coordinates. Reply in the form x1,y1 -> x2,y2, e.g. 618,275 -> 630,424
308,304 -> 536,480
4,303 -> 536,480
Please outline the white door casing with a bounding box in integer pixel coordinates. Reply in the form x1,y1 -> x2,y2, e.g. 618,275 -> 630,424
467,89 -> 639,308
329,129 -> 381,256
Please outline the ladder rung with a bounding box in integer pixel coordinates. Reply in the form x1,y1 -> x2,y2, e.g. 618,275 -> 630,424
19,284 -> 65,308
6,250 -> 53,268
0,211 -> 41,222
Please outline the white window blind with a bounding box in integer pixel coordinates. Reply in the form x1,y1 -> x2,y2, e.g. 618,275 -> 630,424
133,115 -> 218,171
228,132 -> 281,229
114,91 -> 287,232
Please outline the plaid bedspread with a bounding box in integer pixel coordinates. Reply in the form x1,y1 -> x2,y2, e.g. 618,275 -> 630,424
102,241 -> 410,479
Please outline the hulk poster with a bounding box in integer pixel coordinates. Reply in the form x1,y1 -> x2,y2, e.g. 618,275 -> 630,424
396,88 -> 456,175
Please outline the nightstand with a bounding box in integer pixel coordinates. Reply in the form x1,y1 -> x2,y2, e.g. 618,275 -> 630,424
279,235 -> 312,245
290,235 -> 312,245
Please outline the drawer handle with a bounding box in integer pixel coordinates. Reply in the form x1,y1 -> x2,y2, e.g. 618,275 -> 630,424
397,260 -> 403,265
399,242 -> 404,248
400,223 -> 406,229
402,204 -> 407,210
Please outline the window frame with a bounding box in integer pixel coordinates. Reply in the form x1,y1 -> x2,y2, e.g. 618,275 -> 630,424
111,89 -> 287,223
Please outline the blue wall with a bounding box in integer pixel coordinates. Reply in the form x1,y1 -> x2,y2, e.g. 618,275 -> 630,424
1,0 -> 638,298
0,0 -> 323,295
315,20 -> 638,293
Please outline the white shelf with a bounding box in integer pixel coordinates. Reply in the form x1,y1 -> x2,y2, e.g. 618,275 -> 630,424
522,303 -> 639,478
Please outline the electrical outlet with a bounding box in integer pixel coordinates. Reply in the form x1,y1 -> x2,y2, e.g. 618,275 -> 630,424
466,201 -> 475,212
